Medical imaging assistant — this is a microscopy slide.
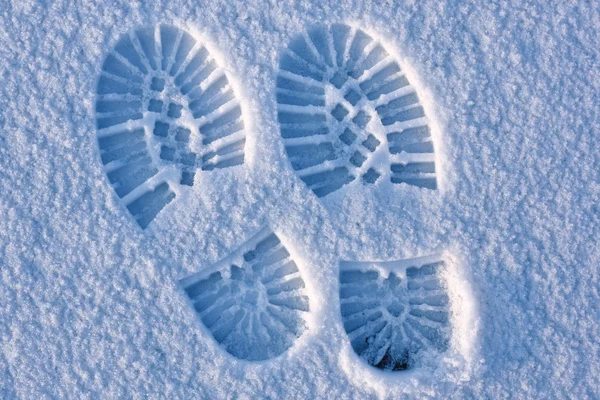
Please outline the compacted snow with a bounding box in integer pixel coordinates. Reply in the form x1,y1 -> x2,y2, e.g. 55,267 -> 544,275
0,0 -> 599,398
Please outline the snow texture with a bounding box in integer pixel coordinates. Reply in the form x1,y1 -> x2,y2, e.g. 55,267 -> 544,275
0,0 -> 599,398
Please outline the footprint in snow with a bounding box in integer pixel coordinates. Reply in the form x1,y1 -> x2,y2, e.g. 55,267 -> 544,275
95,24 -> 246,229
276,23 -> 438,198
179,227 -> 310,361
339,256 -> 451,371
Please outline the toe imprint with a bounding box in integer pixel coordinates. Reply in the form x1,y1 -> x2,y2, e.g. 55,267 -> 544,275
96,24 -> 246,228
277,24 -> 438,198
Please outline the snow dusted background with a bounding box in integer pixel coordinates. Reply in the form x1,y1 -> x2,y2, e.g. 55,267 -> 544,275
1,0 -> 599,398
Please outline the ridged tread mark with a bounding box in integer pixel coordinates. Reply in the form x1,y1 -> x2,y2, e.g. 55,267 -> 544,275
276,23 -> 439,198
339,256 -> 451,371
179,227 -> 310,361
95,24 -> 246,229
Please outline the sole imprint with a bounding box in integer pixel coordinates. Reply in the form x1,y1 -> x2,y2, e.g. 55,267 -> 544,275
339,255 -> 450,371
96,24 -> 245,228
179,227 -> 310,361
277,24 -> 437,198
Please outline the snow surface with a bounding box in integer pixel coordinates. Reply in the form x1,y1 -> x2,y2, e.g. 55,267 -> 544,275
1,0 -> 599,398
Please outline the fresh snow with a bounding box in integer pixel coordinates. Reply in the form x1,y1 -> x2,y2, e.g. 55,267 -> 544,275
0,0 -> 599,398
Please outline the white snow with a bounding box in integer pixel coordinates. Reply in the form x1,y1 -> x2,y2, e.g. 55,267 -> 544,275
0,0 -> 599,398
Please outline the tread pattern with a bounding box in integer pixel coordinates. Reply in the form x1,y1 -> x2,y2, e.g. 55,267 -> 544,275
96,24 -> 245,228
277,24 -> 437,197
339,256 -> 450,370
180,228 -> 309,361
